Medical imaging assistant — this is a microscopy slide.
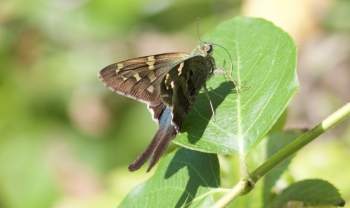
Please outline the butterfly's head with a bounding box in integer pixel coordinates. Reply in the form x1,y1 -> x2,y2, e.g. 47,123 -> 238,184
193,42 -> 213,57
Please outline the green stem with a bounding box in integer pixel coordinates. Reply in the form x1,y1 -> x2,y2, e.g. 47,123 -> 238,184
250,102 -> 350,182
212,181 -> 251,208
213,102 -> 350,207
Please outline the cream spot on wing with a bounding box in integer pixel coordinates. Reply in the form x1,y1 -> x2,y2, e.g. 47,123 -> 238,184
121,76 -> 127,81
170,81 -> 174,89
148,56 -> 155,61
165,73 -> 170,84
133,73 -> 141,81
146,56 -> 155,70
147,62 -> 155,70
116,63 -> 123,73
147,71 -> 156,82
177,62 -> 184,75
146,85 -> 154,93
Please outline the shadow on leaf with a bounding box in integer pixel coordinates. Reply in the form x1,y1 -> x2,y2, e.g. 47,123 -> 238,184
164,148 -> 220,208
181,81 -> 235,144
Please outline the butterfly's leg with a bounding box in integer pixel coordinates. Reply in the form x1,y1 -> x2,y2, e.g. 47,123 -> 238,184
203,84 -> 216,121
214,67 -> 240,93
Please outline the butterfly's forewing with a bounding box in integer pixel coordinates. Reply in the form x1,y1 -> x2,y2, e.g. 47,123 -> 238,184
98,53 -> 189,105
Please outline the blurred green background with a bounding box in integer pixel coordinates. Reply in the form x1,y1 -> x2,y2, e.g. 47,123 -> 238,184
1,0 -> 350,207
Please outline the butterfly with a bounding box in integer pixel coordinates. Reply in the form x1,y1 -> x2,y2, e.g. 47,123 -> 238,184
98,42 -> 218,172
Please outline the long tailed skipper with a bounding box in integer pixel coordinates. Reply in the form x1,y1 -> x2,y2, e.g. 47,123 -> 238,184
98,42 -> 218,172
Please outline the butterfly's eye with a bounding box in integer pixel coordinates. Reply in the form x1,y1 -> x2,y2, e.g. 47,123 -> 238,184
205,45 -> 213,53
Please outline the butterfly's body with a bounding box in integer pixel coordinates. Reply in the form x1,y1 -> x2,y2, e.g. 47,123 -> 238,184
98,42 -> 216,172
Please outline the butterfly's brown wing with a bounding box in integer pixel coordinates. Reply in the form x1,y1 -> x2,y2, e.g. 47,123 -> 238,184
98,53 -> 189,103
98,53 -> 189,121
98,53 -> 189,172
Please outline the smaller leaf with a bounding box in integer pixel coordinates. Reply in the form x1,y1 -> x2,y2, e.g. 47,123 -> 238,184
119,148 -> 220,208
263,130 -> 305,207
269,179 -> 345,207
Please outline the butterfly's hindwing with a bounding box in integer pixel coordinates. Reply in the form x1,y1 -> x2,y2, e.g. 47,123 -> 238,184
147,103 -> 167,123
128,105 -> 176,172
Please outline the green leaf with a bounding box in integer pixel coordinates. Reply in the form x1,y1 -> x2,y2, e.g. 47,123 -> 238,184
174,17 -> 299,156
269,179 -> 345,207
262,130 -> 305,207
119,148 -> 220,208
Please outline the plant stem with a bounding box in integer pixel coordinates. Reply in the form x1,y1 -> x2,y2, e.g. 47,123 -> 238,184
250,102 -> 350,182
213,102 -> 350,207
212,180 -> 250,208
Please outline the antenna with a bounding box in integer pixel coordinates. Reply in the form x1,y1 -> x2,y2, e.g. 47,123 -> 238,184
196,17 -> 239,92
196,18 -> 202,42
212,43 -> 238,89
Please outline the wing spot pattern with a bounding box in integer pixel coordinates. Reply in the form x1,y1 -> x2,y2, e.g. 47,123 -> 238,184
116,63 -> 123,73
133,73 -> 141,81
177,62 -> 184,75
147,70 -> 156,82
147,56 -> 155,70
146,85 -> 154,93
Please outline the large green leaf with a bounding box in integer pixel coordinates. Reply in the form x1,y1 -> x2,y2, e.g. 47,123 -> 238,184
119,148 -> 220,208
174,17 -> 299,155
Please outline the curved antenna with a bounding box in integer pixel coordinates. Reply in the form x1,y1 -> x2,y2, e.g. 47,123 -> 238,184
197,17 -> 239,92
196,17 -> 202,42
212,43 -> 238,90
